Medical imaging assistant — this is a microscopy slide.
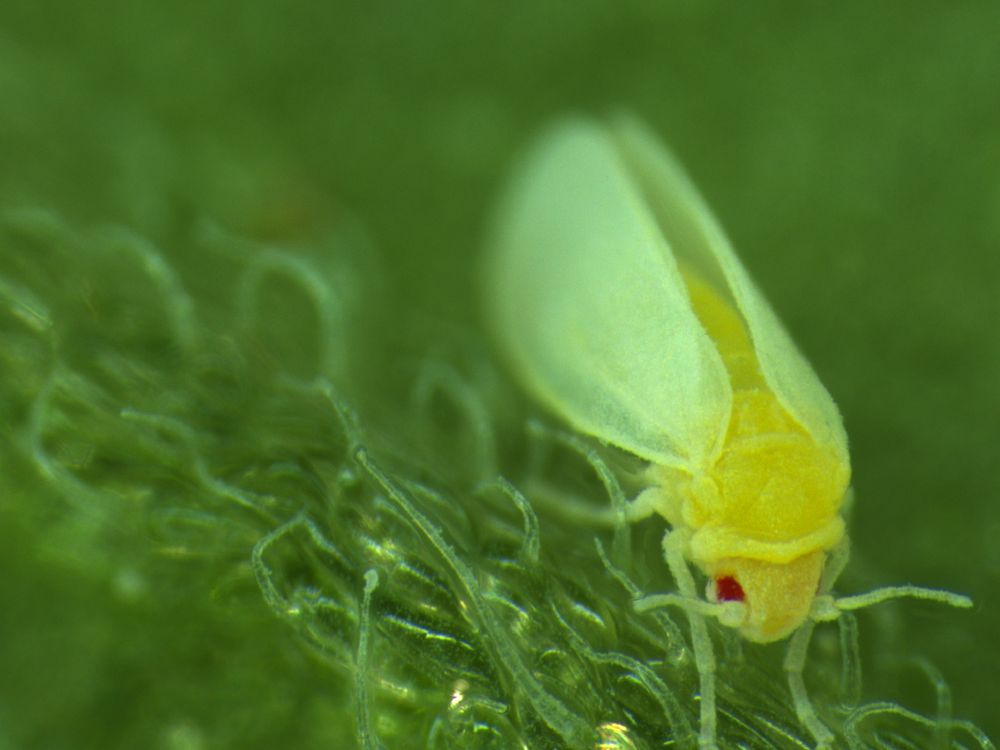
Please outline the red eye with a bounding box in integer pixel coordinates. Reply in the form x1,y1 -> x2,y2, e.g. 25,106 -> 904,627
715,576 -> 745,603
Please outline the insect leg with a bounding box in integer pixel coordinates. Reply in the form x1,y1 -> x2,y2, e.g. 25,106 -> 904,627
626,485 -> 666,523
785,535 -> 853,747
661,528 -> 719,750
819,536 -> 851,593
784,619 -> 835,749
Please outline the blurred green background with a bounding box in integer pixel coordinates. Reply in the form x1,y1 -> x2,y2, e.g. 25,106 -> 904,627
1,2 -> 998,748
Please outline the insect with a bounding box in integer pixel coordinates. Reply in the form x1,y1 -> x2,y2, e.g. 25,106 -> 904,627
483,114 -> 971,749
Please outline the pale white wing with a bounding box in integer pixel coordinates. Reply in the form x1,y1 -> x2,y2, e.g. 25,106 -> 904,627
484,118 -> 731,468
611,114 -> 849,466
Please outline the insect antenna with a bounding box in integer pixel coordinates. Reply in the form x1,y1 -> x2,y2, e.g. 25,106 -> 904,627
812,585 -> 972,623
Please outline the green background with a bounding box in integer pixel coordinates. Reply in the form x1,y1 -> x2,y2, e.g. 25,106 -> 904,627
1,2 -> 997,748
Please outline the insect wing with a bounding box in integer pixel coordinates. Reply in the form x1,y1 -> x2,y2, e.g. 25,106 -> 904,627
485,119 -> 732,468
612,115 -> 849,466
